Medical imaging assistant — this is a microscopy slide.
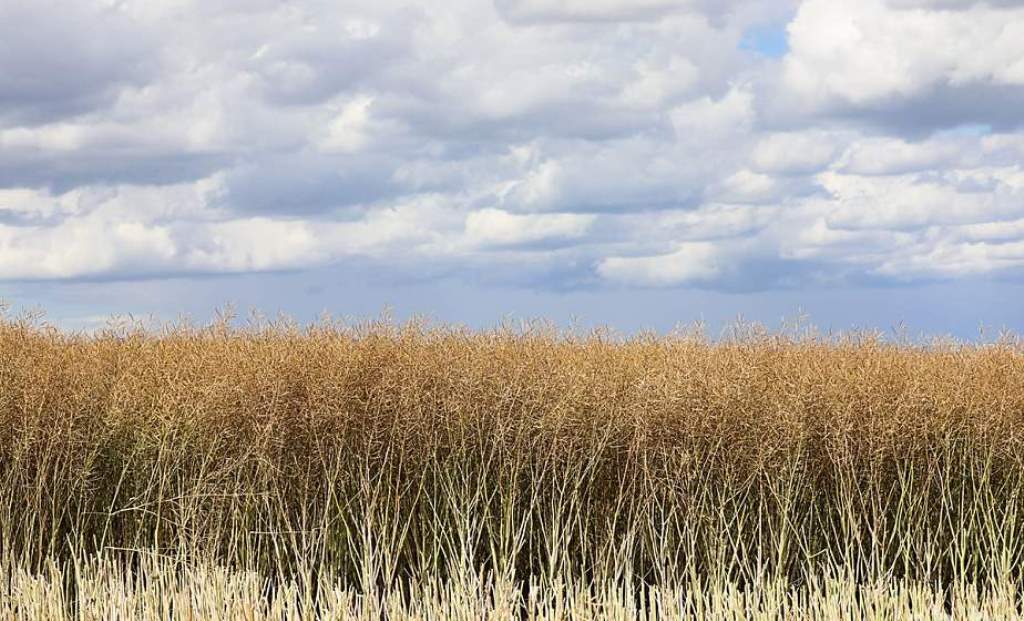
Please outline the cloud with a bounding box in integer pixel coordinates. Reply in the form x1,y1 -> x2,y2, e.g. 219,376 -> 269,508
315,96 -> 377,154
0,217 -> 176,280
0,0 -> 1022,297
245,8 -> 416,106
0,182 -> 467,280
465,208 -> 595,247
884,0 -> 1024,8
874,239 -> 1024,279
597,242 -> 725,286
836,136 -> 970,175
821,168 -> 1024,230
671,87 -> 755,140
777,0 -> 1024,130
493,0 -> 688,23
749,131 -> 839,175
498,139 -> 707,213
220,153 -> 402,214
709,169 -> 787,203
0,1 -> 157,125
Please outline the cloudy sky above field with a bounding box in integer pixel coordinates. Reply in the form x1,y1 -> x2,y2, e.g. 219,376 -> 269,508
2,0 -> 1024,335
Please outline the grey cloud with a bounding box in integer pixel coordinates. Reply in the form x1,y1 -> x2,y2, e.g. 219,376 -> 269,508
220,153 -> 402,215
0,2 -> 157,125
0,150 -> 231,194
763,81 -> 1024,137
837,84 -> 1024,136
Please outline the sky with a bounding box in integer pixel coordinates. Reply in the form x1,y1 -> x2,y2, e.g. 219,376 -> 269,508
2,0 -> 1024,337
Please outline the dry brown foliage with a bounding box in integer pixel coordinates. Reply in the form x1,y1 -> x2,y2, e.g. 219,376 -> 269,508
1,310 -> 1023,617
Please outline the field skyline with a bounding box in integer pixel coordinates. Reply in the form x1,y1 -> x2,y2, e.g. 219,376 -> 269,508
6,298 -> 1022,347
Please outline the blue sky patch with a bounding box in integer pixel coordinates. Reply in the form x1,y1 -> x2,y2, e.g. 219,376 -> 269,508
740,23 -> 790,58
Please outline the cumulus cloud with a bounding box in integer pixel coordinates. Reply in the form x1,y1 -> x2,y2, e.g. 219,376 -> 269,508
598,242 -> 725,286
749,131 -> 839,175
836,136 -> 970,175
464,208 -> 595,247
0,1 -> 157,125
0,0 -> 1022,296
821,168 -> 1024,230
778,0 -> 1024,130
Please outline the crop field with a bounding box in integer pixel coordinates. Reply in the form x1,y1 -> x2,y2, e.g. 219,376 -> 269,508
1,311 -> 1024,619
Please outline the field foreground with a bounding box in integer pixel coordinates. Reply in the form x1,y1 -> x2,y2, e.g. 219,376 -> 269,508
1,313 -> 1023,619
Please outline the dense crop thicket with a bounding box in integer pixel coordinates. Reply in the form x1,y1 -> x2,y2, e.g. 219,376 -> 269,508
1,310 -> 1023,618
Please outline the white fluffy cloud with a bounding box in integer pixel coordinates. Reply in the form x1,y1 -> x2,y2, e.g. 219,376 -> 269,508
465,208 -> 594,246
779,0 -> 1024,128
1,0 -> 1023,293
598,242 -> 726,286
750,131 -> 839,175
